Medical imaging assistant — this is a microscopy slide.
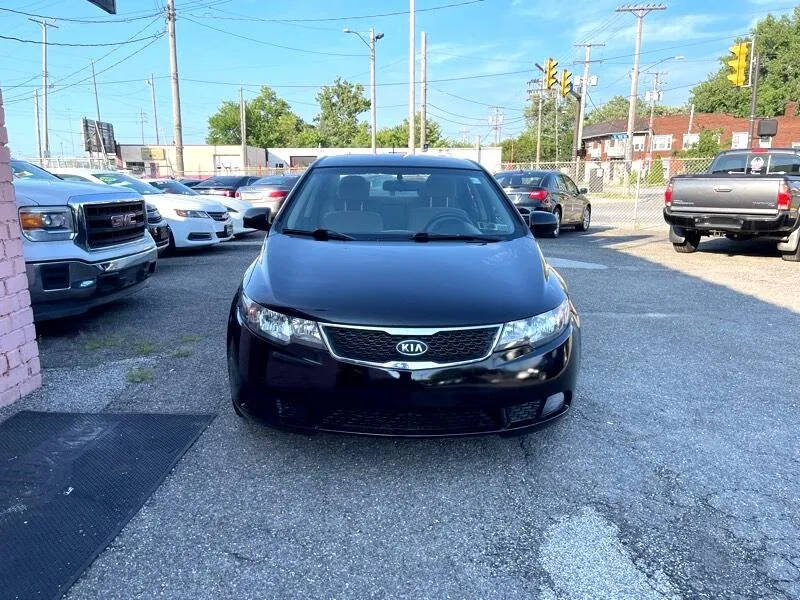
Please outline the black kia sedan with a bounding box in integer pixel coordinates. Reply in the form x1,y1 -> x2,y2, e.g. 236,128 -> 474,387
227,154 -> 581,436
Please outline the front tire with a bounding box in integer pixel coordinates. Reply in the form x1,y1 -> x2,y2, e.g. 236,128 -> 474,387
576,205 -> 591,232
672,229 -> 701,253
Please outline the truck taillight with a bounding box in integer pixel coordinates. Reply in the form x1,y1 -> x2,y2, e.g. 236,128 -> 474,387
778,182 -> 792,210
664,182 -> 674,206
528,189 -> 549,201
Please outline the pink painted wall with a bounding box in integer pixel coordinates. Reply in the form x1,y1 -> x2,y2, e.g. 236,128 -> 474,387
0,90 -> 42,407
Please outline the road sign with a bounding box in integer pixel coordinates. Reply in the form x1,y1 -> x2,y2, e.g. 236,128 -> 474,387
82,118 -> 115,153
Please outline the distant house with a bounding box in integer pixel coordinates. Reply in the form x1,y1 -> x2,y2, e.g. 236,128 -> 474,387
581,102 -> 800,162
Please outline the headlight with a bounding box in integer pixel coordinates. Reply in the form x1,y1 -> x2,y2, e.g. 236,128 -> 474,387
494,297 -> 571,351
225,206 -> 239,214
174,209 -> 209,218
19,206 -> 75,241
239,292 -> 324,347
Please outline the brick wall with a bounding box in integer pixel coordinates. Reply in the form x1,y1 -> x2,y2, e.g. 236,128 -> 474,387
0,90 -> 41,407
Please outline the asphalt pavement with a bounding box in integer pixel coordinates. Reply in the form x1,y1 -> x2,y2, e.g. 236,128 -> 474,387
2,226 -> 799,600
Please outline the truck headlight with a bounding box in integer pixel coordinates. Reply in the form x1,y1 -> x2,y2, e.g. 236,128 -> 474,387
494,298 -> 571,351
19,206 -> 75,241
239,292 -> 324,347
174,209 -> 209,218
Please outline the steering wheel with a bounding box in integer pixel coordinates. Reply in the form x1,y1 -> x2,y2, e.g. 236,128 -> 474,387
422,213 -> 474,233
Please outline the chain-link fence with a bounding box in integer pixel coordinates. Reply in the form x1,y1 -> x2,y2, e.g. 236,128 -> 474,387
500,157 -> 713,230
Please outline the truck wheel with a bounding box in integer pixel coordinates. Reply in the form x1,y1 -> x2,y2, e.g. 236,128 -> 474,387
672,229 -> 700,253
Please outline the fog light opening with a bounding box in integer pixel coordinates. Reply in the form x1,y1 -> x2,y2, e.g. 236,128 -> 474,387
542,392 -> 565,417
78,279 -> 96,288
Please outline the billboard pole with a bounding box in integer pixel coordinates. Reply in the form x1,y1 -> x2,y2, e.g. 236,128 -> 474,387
91,61 -> 107,160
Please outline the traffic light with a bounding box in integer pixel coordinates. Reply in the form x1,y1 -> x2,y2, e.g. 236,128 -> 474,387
560,69 -> 573,98
544,58 -> 558,90
727,42 -> 749,87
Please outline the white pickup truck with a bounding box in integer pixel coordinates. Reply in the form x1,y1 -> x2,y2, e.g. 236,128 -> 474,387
10,160 -> 158,321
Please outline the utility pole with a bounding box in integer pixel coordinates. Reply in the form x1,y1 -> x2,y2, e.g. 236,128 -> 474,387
489,106 -> 503,146
646,71 -> 665,153
146,74 -> 160,144
34,89 -> 42,163
555,93 -> 560,162
91,60 -> 106,157
29,18 -> 57,158
138,109 -> 147,145
747,53 -> 760,148
240,88 -> 247,171
528,77 -> 544,167
420,31 -> 427,151
617,4 -> 666,192
408,0 -> 416,153
574,43 -> 603,179
167,0 -> 185,176
458,128 -> 470,144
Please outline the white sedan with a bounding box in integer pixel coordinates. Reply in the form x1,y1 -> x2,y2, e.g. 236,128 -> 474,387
143,178 -> 255,237
50,168 -> 234,249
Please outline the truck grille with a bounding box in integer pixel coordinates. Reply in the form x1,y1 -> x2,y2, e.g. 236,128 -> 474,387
321,325 -> 500,366
206,211 -> 229,222
84,200 -> 146,249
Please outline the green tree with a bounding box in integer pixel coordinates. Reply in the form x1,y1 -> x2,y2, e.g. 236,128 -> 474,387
585,95 -> 686,125
678,128 -> 726,158
376,113 -> 454,149
689,8 -> 800,117
315,78 -> 371,147
206,86 -> 314,147
647,155 -> 665,184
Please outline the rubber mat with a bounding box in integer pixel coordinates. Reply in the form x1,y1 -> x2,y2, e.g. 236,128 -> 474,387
0,411 -> 214,600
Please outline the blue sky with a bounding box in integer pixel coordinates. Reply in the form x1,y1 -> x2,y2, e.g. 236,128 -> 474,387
1,0 -> 796,157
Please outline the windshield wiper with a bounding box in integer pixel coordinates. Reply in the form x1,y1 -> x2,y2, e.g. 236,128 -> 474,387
281,228 -> 355,241
411,232 -> 501,243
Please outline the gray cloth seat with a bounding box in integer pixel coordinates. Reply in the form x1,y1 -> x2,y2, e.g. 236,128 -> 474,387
337,175 -> 370,210
321,211 -> 383,234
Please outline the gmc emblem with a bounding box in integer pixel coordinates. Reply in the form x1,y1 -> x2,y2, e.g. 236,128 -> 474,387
110,213 -> 136,228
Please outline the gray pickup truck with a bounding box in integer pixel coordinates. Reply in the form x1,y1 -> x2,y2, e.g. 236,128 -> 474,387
663,148 -> 800,261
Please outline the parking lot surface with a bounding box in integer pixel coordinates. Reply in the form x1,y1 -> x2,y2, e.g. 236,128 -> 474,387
3,228 -> 799,599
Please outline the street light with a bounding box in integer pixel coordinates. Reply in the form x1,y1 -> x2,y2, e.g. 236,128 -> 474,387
344,28 -> 384,153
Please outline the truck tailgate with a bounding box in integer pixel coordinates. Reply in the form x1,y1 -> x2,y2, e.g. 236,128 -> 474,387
671,176 -> 781,214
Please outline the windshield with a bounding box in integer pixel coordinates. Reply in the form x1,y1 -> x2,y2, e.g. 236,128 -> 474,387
95,172 -> 163,195
195,176 -> 243,187
149,180 -> 198,195
276,166 -> 525,241
10,160 -> 61,181
709,152 -> 800,174
253,176 -> 299,187
495,172 -> 545,188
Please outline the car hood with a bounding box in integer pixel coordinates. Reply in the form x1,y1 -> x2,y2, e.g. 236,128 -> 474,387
146,193 -> 227,212
12,179 -> 141,207
244,234 -> 565,327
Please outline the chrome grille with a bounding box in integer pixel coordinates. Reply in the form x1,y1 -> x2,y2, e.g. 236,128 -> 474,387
321,325 -> 500,366
84,200 -> 146,249
206,211 -> 229,222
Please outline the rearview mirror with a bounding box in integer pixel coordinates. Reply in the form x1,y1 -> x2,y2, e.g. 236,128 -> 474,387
527,211 -> 559,237
242,207 -> 272,231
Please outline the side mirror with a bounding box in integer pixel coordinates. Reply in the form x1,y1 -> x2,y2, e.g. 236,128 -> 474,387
579,187 -> 588,195
528,211 -> 559,237
242,207 -> 272,231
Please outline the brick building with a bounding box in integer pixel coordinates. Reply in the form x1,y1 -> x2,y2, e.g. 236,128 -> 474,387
0,91 -> 41,407
582,101 -> 800,162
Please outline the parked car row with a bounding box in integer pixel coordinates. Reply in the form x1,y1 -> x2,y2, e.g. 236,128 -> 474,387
9,160 -> 300,320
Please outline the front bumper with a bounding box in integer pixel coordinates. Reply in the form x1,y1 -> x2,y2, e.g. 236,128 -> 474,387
227,310 -> 581,437
26,246 -> 158,321
213,217 -> 235,241
664,208 -> 799,236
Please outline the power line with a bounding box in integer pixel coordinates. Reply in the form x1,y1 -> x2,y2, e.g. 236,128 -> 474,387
181,16 -> 367,57
184,0 -> 484,24
0,32 -> 163,47
0,7 -> 164,23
